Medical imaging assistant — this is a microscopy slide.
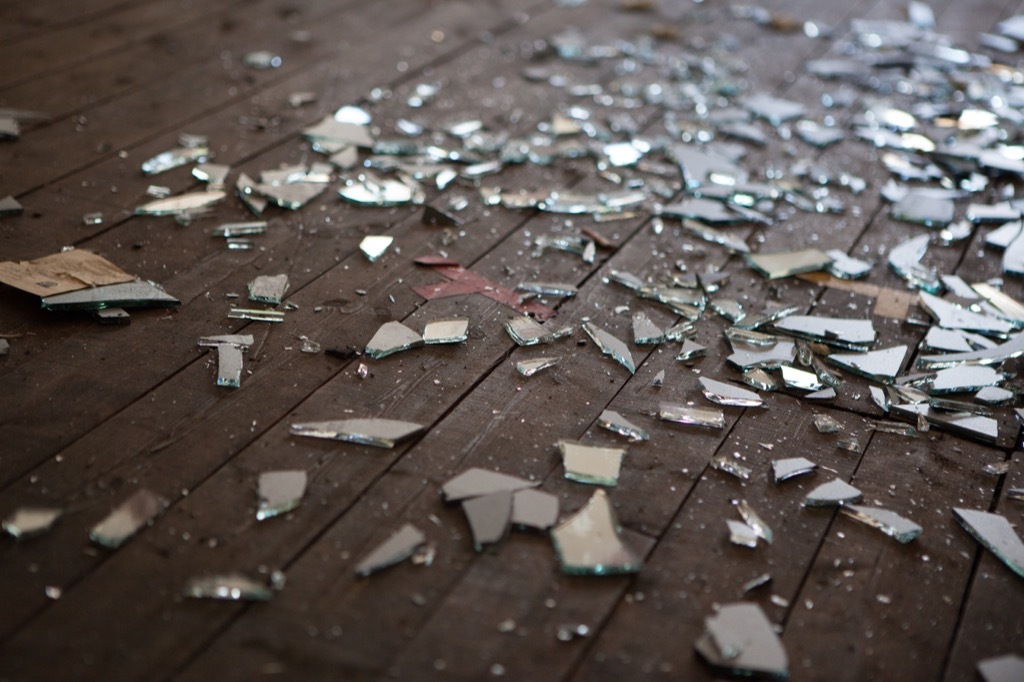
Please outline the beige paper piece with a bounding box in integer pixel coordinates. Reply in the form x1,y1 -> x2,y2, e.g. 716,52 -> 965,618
0,250 -> 135,297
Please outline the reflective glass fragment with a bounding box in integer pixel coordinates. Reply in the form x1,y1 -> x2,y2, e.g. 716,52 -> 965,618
211,221 -> 266,238
813,414 -> 841,433
135,190 -> 225,216
917,333 -> 1024,369
511,489 -> 559,531
505,316 -> 572,346
681,219 -> 751,254
216,344 -> 243,388
742,368 -> 776,391
781,365 -> 824,392
597,410 -> 649,442
660,404 -> 725,429
360,235 -> 393,262
227,308 -> 284,323
256,470 -> 307,521
841,505 -> 922,543
774,315 -> 877,349
699,377 -> 763,407
694,602 -> 788,679
551,489 -> 641,575
422,318 -> 469,345
676,339 -> 707,362
441,468 -> 536,502
952,508 -> 1024,578
247,274 -> 289,306
185,574 -> 272,601
773,457 -> 816,484
632,311 -> 664,345
558,440 -> 625,486
516,356 -> 559,376
891,191 -> 954,227
711,454 -> 752,480
583,322 -> 636,374
825,249 -> 872,279
977,654 -> 1024,682
141,146 -> 210,175
919,292 -> 1013,335
355,523 -> 427,577
517,281 -> 578,298
41,280 -> 180,312
828,345 -> 908,383
728,341 -> 796,370
90,489 -> 168,548
727,520 -> 759,548
746,249 -> 832,279
930,365 -> 1003,394
0,195 -> 23,216
2,507 -> 61,540
462,490 -> 513,550
365,321 -> 423,359
737,500 -> 772,544
804,479 -> 862,507
887,234 -> 941,293
289,418 -> 424,448
975,386 -> 1014,405
743,93 -> 806,124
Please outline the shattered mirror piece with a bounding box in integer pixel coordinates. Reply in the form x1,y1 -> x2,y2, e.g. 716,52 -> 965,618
952,508 -> 1024,579
365,321 -> 423,359
699,377 -> 763,407
211,221 -> 266,238
742,368 -> 776,391
890,404 -> 998,444
0,195 -> 23,216
828,345 -> 908,383
694,602 -> 788,679
516,356 -> 559,377
676,339 -> 707,362
360,236 -> 393,262
746,249 -> 832,279
583,322 -> 636,374
773,457 -> 816,484
0,116 -> 19,140
728,341 -> 796,370
243,50 -> 281,69
198,334 -> 254,350
184,573 -> 272,601
558,440 -> 625,486
975,386 -> 1014,405
304,116 -> 374,147
804,479 -> 862,507
743,93 -> 806,125
781,365 -> 824,392
134,190 -> 226,216
256,470 -> 307,521
41,280 -> 179,312
923,328 -> 973,353
462,490 -> 513,551
551,489 -> 641,575
826,249 -> 873,279
841,505 -> 922,543
930,365 -> 1003,395
597,410 -> 649,442
795,120 -> 844,147
248,274 -> 288,306
0,249 -> 135,297
891,191 -> 954,227
141,146 -> 210,175
711,454 -> 752,480
511,489 -> 559,531
517,281 -> 578,298
289,418 -> 424,448
727,520 -> 759,548
813,414 -> 841,434
737,500 -> 772,544
193,162 -> 230,186
90,489 -> 168,548
422,318 -> 469,345
227,308 -> 284,323
236,173 -> 267,215
919,292 -> 1013,335
355,523 -> 427,577
505,316 -> 572,346
805,387 -> 837,401
774,315 -> 877,349
2,507 -> 62,540
681,220 -> 751,254
917,333 -> 1024,369
660,404 -> 725,429
887,234 -> 941,293
977,654 -> 1024,682
986,221 -> 1022,249
422,205 -> 462,227
632,311 -> 665,345
441,468 -> 536,502
712,299 -> 747,324
216,344 -> 243,388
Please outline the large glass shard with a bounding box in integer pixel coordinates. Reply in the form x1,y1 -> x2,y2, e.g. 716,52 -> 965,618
887,234 -> 941,293
773,315 -> 876,349
360,236 -> 393,262
289,418 -> 424,448
727,341 -> 796,370
952,508 -> 1024,578
141,146 -> 210,175
743,93 -> 806,124
441,468 -> 537,502
134,190 -> 225,216
41,280 -> 179,312
256,470 -> 307,521
558,440 -> 625,486
462,490 -> 513,550
923,328 -> 973,353
659,404 -> 725,429
711,453 -> 752,480
551,489 -> 641,575
737,500 -> 772,544
841,505 -> 922,543
773,457 -> 816,484
746,249 -> 831,279
365,321 -> 423,359
975,386 -> 1014,405
247,274 -> 288,306
918,292 -> 1012,335
516,356 -> 559,376
517,281 -> 578,298
977,654 -> 1024,682
743,368 -> 777,391
699,377 -> 763,407
198,334 -> 253,349
891,404 -> 999,444
597,410 -> 649,442
216,344 -> 243,388
583,322 -> 636,374
727,520 -> 759,548
804,479 -> 862,507
355,523 -> 427,577
973,283 -> 1024,324
825,250 -> 873,279
917,333 -> 1024,369
90,489 -> 168,548
781,365 -> 824,392
890,191 -> 954,227
694,602 -> 788,679
632,311 -> 665,345
676,339 -> 707,362
671,144 -> 747,188
2,507 -> 62,540
184,574 -> 272,601
827,345 -> 908,383
505,316 -> 572,346
511,489 -> 559,531
422,318 -> 469,345
930,365 -> 1003,394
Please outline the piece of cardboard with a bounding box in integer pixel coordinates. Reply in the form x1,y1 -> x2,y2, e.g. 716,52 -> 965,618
0,250 -> 135,297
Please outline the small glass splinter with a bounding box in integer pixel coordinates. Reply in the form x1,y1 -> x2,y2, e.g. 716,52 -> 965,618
558,439 -> 625,486
2,507 -> 62,540
551,489 -> 641,575
184,574 -> 272,601
953,508 -> 1024,578
841,505 -> 922,543
90,489 -> 168,549
727,520 -> 759,548
597,409 -> 649,442
256,470 -> 308,521
804,479 -> 862,507
355,523 -> 427,577
289,418 -> 424,448
360,235 -> 394,262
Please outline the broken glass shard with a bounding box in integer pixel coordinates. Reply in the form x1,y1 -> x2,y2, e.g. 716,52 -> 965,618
558,440 -> 625,486
227,308 -> 284,323
597,410 -> 649,442
781,365 -> 824,392
919,292 -> 1012,335
192,162 -> 230,186
304,116 -> 374,147
737,500 -> 772,544
256,470 -> 307,521
676,339 -> 707,362
742,574 -> 773,594
813,414 -> 841,434
243,50 -> 281,69
365,321 -> 423,359
975,386 -> 1014,405
917,333 -> 1024,369
247,274 -> 288,306
774,315 -> 877,349
681,219 -> 750,254
712,299 -> 747,324
890,404 -> 998,444
977,654 -> 1024,682
135,190 -> 225,216
743,93 -> 806,125
952,508 -> 1024,579
746,249 -> 832,279
90,489 -> 168,548
216,344 -> 243,388
422,318 -> 469,345
930,365 -> 1004,394
728,341 -> 796,370
339,173 -> 422,206
551,489 -> 641,575
841,505 -> 922,543
0,195 -> 23,216
887,234 -> 941,293
355,523 -> 427,577
773,457 -> 816,484
421,205 -> 462,227
825,250 -> 872,279
511,489 -> 559,531
827,345 -> 908,383
805,387 -> 837,401
694,602 -> 788,679
441,468 -> 536,502
804,479 -> 862,507
795,120 -> 845,147
41,280 -> 179,312
184,573 -> 272,602
198,334 -> 254,350
517,281 -> 578,298
583,322 -> 635,374
289,418 -> 424,448
360,235 -> 393,262
1003,229 -> 1024,276
891,191 -> 954,227
632,311 -> 665,345
923,328 -> 974,353
982,461 -> 1010,477
742,368 -> 777,391
660,404 -> 725,429
141,146 -> 210,175
727,520 -> 759,548
236,173 -> 267,215
505,316 -> 572,346
462,490 -> 512,550
211,221 -> 266,238
2,507 -> 61,540
699,377 -> 763,407
0,116 -> 19,140
711,454 -> 752,480
516,356 -> 559,376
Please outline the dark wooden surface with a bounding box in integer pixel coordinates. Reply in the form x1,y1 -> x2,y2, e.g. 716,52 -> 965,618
1,0 -> 1022,680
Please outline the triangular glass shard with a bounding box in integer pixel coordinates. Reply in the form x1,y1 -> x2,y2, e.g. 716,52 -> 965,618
441,468 -> 537,502
632,311 -> 665,345
712,299 -> 747,324
303,116 -> 374,147
365,321 -> 423,359
930,365 -> 1003,394
727,341 -> 796,370
711,454 -> 752,480
891,191 -> 954,227
422,318 -> 469,345
354,523 -> 427,577
813,414 -> 841,433
743,93 -> 806,124
737,500 -> 772,544
90,489 -> 168,548
558,440 -> 625,486
772,457 -> 816,484
841,505 -> 922,543
742,368 -> 777,391
597,410 -> 649,442
975,386 -> 1014,405
516,356 -> 559,376
804,479 -> 862,507
256,470 -> 307,521
659,404 -> 725,429
676,339 -> 707,362
745,249 -> 832,279
887,234 -> 941,293
41,281 -> 179,312
986,220 -> 1022,249
236,173 -> 267,215
805,387 -> 837,401
511,489 -> 559,531
247,274 -> 289,306
953,508 -> 1024,578
134,191 -> 225,216
727,520 -> 759,548
695,602 -> 788,678
216,344 -> 243,388
773,315 -> 877,349
289,418 -> 424,448
421,204 -> 462,227
184,574 -> 272,601
781,365 -> 824,392
923,328 -> 974,353
2,507 -> 62,540
917,333 -> 1024,369
583,322 -> 636,374
0,195 -> 24,216
462,490 -> 513,551
825,249 -> 872,279
827,345 -> 908,383
192,162 -> 230,186
505,316 -> 572,346
919,291 -> 1012,335
551,489 -> 641,575
977,654 -> 1024,682
517,281 -> 578,298
360,235 -> 393,262
699,377 -> 763,407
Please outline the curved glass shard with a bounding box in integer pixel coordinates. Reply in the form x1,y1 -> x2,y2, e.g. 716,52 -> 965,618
804,479 -> 862,507
90,489 -> 168,548
185,574 -> 272,601
551,489 -> 641,575
583,322 -> 636,374
953,508 -> 1024,578
841,505 -> 922,543
355,523 -> 427,577
289,418 -> 424,448
257,470 -> 307,521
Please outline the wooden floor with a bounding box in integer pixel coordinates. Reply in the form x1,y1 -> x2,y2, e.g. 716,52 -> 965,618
1,0 -> 1023,679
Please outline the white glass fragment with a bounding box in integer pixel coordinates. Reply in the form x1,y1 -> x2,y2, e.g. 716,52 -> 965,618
975,386 -> 1014,405
699,377 -> 763,407
583,322 -> 636,374
919,292 -> 1012,335
551,489 -> 641,575
289,418 -> 424,448
135,190 -> 225,215
558,440 -> 625,486
930,365 -> 1004,394
185,574 -> 272,601
774,315 -> 877,349
90,489 -> 168,548
41,280 -> 179,312
462,490 -> 513,550
827,345 -> 908,383
2,507 -> 62,540
441,468 -> 537,502
841,505 -> 922,543
632,311 -> 665,345
676,339 -> 707,362
355,523 -> 427,577
422,318 -> 469,345
597,410 -> 649,442
365,321 -> 423,359
773,457 -> 816,484
781,365 -> 824,392
887,234 -> 941,293
660,404 -> 725,429
804,479 -> 862,507
360,235 -> 393,262
516,356 -> 559,376
711,454 -> 752,480
694,602 -> 788,678
511,489 -> 559,531
977,654 -> 1024,682
256,470 -> 307,521
953,508 -> 1024,578
917,333 -> 1024,369
826,249 -> 872,279
745,249 -> 832,279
